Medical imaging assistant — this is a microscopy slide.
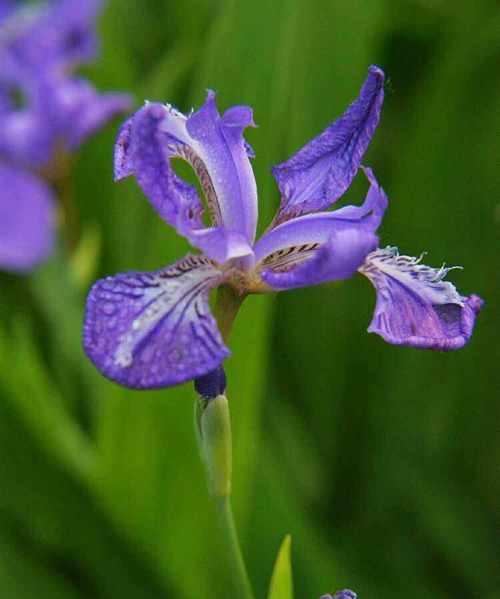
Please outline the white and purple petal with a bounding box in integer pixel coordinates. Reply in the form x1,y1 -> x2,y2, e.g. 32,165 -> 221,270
271,65 -> 384,224
254,167 -> 387,290
115,93 -> 258,261
186,92 -> 258,243
360,246 -> 484,351
83,255 -> 229,389
0,165 -> 55,272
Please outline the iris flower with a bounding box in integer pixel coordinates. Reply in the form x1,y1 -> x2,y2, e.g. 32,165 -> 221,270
320,591 -> 357,599
83,66 -> 483,390
0,0 -> 130,272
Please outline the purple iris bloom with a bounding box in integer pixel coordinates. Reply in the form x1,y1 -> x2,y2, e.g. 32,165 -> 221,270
0,0 -> 131,272
83,66 -> 483,390
320,591 -> 357,599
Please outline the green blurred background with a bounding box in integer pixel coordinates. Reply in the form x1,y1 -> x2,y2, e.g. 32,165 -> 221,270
0,0 -> 499,598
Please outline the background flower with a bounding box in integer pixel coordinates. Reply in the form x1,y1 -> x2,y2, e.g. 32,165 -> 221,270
0,0 -> 130,272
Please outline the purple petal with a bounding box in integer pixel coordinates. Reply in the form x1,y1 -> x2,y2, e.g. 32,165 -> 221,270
254,167 -> 387,289
271,66 -> 384,224
0,165 -> 55,272
186,92 -> 258,243
360,246 -> 484,351
0,67 -> 55,166
53,78 -> 132,149
114,115 -> 134,180
320,591 -> 357,599
0,0 -> 14,21
1,0 -> 102,69
262,228 -> 378,290
115,99 -> 257,261
83,255 -> 229,389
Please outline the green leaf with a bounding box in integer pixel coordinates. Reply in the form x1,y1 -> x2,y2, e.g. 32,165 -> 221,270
268,535 -> 293,599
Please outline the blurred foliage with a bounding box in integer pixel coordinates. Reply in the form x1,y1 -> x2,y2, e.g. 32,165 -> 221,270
0,0 -> 499,598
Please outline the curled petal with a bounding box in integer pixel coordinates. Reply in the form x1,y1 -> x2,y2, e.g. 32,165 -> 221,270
360,246 -> 484,350
0,165 -> 55,272
115,93 -> 258,260
254,167 -> 387,289
114,115 -> 134,180
271,66 -> 384,224
83,255 -> 229,389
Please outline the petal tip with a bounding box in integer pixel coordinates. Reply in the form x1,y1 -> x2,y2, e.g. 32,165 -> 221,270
368,64 -> 385,81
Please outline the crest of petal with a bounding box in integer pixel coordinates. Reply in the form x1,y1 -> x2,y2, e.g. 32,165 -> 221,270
360,246 -> 484,350
271,65 -> 384,225
83,255 -> 230,389
0,165 -> 55,272
262,228 -> 378,290
255,167 -> 387,290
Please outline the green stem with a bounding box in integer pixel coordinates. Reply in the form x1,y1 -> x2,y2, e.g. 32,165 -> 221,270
214,495 -> 255,599
195,283 -> 253,598
214,284 -> 244,342
195,395 -> 256,599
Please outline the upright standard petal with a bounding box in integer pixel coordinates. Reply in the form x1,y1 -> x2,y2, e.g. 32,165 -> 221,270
271,66 -> 384,225
0,165 -> 55,272
186,92 -> 258,243
254,167 -> 387,290
115,99 -> 257,261
360,246 -> 484,350
83,255 -> 229,389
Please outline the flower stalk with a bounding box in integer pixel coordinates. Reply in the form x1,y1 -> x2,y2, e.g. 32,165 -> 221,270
195,394 -> 255,599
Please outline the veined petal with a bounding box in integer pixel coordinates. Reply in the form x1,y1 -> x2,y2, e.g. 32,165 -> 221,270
0,165 -> 55,272
262,228 -> 378,290
83,255 -> 229,389
360,246 -> 484,351
254,167 -> 387,289
186,92 -> 258,243
271,66 -> 384,225
115,94 -> 258,260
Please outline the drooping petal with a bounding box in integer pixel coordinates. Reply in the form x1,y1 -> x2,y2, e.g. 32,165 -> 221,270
0,165 -> 55,272
115,94 -> 258,261
359,246 -> 484,351
254,167 -> 387,290
83,255 -> 229,389
271,66 -> 384,225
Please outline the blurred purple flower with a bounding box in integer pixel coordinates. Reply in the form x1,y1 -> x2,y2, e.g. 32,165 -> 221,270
0,0 -> 131,272
320,590 -> 357,599
83,66 -> 483,390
